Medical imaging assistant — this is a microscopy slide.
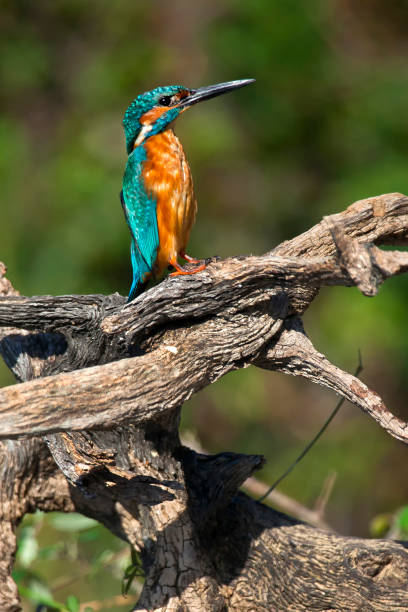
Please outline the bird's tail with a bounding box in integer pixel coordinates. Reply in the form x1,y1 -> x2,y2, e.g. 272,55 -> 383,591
127,240 -> 151,302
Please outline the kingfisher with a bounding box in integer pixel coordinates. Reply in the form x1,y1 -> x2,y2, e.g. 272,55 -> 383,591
121,78 -> 255,301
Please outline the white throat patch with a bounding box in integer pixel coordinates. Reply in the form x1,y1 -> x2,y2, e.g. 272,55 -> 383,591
135,124 -> 153,147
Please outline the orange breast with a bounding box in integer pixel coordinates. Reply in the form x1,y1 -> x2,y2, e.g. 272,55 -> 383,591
141,129 -> 197,277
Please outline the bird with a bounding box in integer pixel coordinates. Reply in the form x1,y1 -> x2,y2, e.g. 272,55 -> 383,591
121,78 -> 255,302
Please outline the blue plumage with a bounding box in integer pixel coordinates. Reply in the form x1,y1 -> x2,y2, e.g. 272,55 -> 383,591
121,80 -> 255,301
120,147 -> 159,301
121,85 -> 189,301
123,85 -> 186,153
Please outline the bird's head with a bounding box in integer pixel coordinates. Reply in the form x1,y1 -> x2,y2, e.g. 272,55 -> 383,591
123,79 -> 255,154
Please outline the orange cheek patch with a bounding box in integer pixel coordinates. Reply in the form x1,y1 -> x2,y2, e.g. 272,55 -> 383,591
140,93 -> 190,126
140,103 -> 180,126
178,89 -> 190,100
140,107 -> 169,125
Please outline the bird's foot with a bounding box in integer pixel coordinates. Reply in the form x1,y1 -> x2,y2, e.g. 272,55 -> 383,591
169,257 -> 206,277
180,250 -> 202,264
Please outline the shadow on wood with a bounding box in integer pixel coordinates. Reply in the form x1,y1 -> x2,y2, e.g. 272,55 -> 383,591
0,193 -> 408,610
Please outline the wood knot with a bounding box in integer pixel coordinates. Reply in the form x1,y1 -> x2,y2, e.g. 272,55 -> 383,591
350,548 -> 408,587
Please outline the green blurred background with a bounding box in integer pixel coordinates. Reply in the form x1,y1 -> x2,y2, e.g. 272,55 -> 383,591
1,0 -> 408,609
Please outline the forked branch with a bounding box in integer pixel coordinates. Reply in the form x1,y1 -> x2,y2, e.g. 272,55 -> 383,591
0,194 -> 408,443
0,193 -> 408,612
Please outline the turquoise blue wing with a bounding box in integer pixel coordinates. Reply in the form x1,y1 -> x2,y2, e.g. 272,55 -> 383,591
121,147 -> 159,301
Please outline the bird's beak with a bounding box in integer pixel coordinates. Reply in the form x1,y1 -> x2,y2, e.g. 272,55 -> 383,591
177,78 -> 255,109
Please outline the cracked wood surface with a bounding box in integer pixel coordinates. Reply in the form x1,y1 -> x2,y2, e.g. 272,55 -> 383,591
0,193 -> 408,610
0,309 -> 282,438
0,195 -> 408,443
212,494 -> 408,612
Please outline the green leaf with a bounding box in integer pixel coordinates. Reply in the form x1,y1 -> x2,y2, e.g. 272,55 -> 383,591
88,549 -> 114,577
66,594 -> 80,612
77,526 -> 102,542
50,513 -> 98,532
17,526 -> 39,566
131,547 -> 139,565
122,571 -> 136,596
397,506 -> 408,533
369,513 -> 391,538
38,542 -> 64,560
18,584 -> 66,610
121,548 -> 144,595
11,568 -> 27,583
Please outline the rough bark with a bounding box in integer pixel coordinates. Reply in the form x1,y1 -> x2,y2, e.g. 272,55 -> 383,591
0,193 -> 408,610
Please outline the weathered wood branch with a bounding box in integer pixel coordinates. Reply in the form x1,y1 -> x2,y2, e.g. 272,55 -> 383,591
0,196 -> 408,443
2,193 -> 408,339
255,316 -> 408,444
0,307 -> 282,438
0,193 -> 408,611
0,437 -> 74,611
274,192 -> 408,257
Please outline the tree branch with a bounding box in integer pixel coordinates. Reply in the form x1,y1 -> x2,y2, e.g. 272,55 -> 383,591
274,192 -> 408,258
0,309 -> 282,438
0,195 -> 407,443
1,194 -> 408,611
255,317 -> 408,444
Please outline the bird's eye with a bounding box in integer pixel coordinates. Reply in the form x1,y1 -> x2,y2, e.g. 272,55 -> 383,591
159,96 -> 172,106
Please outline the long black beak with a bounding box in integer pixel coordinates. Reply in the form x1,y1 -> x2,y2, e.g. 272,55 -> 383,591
178,78 -> 255,109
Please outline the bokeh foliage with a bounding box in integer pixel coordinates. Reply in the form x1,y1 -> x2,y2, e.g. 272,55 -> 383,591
1,0 -> 408,608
